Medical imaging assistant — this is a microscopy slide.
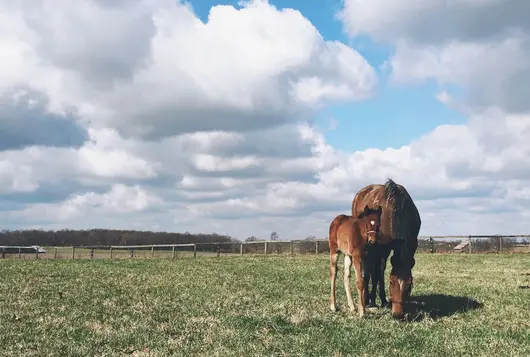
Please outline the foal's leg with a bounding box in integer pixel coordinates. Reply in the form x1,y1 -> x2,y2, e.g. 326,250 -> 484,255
329,252 -> 339,311
343,255 -> 356,312
352,255 -> 365,317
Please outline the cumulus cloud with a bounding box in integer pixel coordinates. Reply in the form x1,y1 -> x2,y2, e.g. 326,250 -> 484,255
340,0 -> 530,114
339,0 -> 529,45
1,0 -> 529,239
10,183 -> 162,222
1,0 -> 376,141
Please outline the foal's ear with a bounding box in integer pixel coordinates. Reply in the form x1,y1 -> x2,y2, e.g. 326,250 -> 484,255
363,205 -> 370,213
376,205 -> 382,215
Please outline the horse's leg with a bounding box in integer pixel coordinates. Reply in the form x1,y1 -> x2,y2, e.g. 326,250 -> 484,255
352,254 -> 365,318
343,255 -> 356,313
329,251 -> 339,311
406,257 -> 416,301
369,263 -> 378,307
362,255 -> 372,307
379,250 -> 390,307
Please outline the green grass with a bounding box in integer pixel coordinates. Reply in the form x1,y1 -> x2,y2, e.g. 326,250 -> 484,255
1,254 -> 529,357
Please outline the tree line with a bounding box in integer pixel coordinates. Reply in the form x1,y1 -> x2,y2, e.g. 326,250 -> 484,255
0,229 -> 235,247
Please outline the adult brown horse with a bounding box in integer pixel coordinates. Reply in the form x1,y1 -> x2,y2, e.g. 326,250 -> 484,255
328,205 -> 383,318
352,178 -> 421,319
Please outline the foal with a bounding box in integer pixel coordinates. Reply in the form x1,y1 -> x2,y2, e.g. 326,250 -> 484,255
328,205 -> 382,317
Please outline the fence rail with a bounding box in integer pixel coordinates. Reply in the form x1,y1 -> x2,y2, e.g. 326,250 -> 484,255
1,235 -> 529,260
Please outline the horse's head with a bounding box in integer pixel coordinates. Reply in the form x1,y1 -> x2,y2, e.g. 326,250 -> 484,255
388,239 -> 413,319
389,271 -> 412,319
357,205 -> 382,245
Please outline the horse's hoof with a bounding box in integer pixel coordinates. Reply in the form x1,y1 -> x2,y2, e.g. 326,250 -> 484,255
392,312 -> 404,320
330,304 -> 337,312
358,311 -> 365,318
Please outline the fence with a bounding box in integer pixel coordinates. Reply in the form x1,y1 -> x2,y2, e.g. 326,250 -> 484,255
1,235 -> 529,260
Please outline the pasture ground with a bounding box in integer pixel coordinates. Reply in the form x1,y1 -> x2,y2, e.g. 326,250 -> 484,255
1,254 -> 529,357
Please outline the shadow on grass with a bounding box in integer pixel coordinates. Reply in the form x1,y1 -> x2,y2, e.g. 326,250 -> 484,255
406,294 -> 483,322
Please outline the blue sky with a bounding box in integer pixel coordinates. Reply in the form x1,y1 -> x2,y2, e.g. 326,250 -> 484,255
189,0 -> 467,152
2,0 -> 529,238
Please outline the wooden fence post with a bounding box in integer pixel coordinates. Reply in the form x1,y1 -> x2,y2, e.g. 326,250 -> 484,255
217,244 -> 220,258
72,247 -> 75,260
151,245 -> 154,258
499,236 -> 503,253
110,247 -> 113,259
290,241 -> 294,255
18,247 -> 21,260
430,237 -> 434,253
193,244 -> 197,258
172,246 -> 175,259
315,241 -> 319,254
54,247 -> 58,259
90,247 -> 94,259
264,242 -> 268,255
240,243 -> 243,256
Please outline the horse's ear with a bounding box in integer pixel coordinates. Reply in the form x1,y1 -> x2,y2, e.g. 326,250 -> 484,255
363,205 -> 369,213
376,205 -> 382,214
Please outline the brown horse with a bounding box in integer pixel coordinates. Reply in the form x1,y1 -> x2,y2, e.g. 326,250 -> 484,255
352,178 -> 421,319
328,205 -> 383,317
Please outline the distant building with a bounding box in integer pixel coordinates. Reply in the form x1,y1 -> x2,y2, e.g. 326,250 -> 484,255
0,246 -> 46,254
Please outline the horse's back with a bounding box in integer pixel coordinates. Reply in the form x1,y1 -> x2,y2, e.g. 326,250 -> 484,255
352,180 -> 421,246
351,184 -> 393,244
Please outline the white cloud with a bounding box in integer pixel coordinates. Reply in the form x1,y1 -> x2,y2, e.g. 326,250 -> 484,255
10,184 -> 162,223
1,0 -> 376,141
0,160 -> 37,194
1,0 -> 529,240
340,0 -> 530,114
3,110 -> 530,238
339,0 -> 529,44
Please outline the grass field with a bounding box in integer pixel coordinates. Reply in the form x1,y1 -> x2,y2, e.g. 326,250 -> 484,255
1,254 -> 529,357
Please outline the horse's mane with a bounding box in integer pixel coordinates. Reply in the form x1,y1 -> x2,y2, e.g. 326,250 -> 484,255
384,178 -> 406,236
385,178 -> 413,271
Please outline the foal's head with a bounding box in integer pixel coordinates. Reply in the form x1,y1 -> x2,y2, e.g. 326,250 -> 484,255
357,205 -> 383,245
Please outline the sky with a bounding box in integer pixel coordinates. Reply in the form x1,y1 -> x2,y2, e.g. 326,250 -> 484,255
1,0 -> 530,240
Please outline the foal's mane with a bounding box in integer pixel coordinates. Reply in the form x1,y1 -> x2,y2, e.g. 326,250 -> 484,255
356,207 -> 381,219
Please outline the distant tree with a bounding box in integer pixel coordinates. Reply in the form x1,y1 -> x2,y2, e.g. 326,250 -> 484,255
245,236 -> 262,242
270,232 -> 278,241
